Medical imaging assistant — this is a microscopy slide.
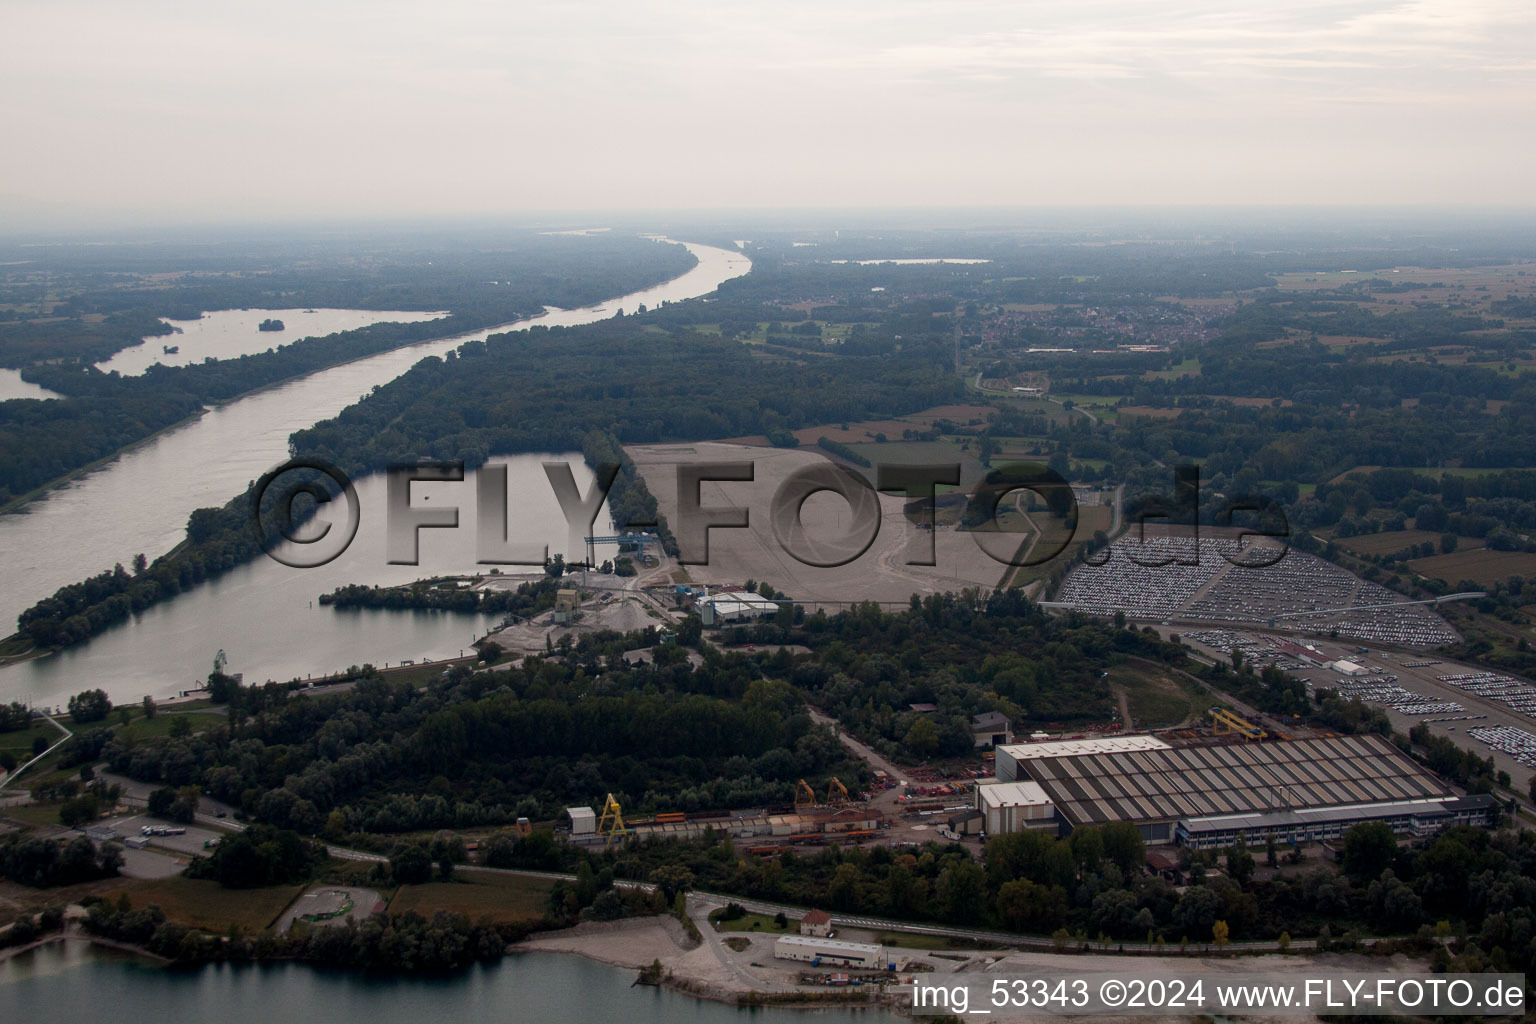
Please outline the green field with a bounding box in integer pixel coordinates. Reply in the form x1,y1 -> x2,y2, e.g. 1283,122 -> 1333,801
118,876 -> 305,932
0,721 -> 63,757
1109,664 -> 1204,729
114,710 -> 227,742
712,910 -> 793,934
389,872 -> 553,923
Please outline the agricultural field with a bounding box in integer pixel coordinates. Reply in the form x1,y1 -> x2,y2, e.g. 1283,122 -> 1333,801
389,872 -> 553,924
115,876 -> 305,933
1408,549 -> 1536,587
1334,530 -> 1483,558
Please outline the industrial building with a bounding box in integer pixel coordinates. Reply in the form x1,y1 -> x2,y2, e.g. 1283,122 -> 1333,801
975,780 -> 1055,835
970,711 -> 1013,748
985,733 -> 1493,846
773,936 -> 892,970
564,806 -> 596,836
696,589 -> 778,627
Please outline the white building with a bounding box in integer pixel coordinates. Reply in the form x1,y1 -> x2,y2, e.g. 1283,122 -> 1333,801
773,936 -> 891,969
976,780 -> 1056,835
697,590 -> 778,627
994,734 -> 1170,782
1328,660 -> 1367,676
565,806 -> 596,836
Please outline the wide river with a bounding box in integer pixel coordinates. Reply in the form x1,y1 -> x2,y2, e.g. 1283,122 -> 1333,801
0,238 -> 750,707
0,944 -> 898,1023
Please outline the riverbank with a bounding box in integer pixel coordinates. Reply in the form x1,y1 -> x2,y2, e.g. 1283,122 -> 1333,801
0,928 -> 172,967
513,915 -> 888,1012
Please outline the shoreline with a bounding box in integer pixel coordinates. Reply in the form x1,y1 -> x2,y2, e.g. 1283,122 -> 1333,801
0,240 -> 706,521
0,929 -> 173,966
512,916 -> 895,1014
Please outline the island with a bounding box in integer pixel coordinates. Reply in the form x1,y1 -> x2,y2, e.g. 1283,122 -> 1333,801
257,318 -> 285,332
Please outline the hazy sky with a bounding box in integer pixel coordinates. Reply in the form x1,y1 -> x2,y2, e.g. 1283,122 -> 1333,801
3,0 -> 1533,223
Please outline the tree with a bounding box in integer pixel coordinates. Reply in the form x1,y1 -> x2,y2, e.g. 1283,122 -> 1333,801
147,786 -> 177,818
1341,821 -> 1398,884
1212,919 -> 1230,948
59,793 -> 99,827
1100,822 -> 1145,876
67,689 -> 111,724
648,864 -> 695,904
1225,840 -> 1254,887
141,696 -> 156,720
168,715 -> 192,739
904,717 -> 941,756
936,860 -> 987,924
390,844 -> 433,885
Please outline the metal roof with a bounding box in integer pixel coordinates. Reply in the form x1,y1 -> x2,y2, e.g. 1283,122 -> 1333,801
1179,793 -> 1497,834
1021,735 -> 1454,827
978,780 -> 1053,808
774,936 -> 886,954
999,734 -> 1170,761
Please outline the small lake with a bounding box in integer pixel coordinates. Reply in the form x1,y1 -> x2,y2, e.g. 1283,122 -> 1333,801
0,943 -> 899,1023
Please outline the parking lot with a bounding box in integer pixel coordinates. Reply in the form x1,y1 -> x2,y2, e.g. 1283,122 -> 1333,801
1175,628 -> 1536,797
94,812 -> 227,858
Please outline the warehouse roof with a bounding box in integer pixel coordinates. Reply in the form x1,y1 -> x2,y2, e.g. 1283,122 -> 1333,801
1179,793 -> 1497,835
998,734 -> 1170,762
1021,735 -> 1453,827
774,936 -> 885,954
977,780 -> 1053,808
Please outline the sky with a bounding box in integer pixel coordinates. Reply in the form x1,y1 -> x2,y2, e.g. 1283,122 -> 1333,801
2,0 -> 1533,225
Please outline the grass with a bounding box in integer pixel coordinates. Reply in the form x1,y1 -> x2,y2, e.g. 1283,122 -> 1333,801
117,876 -> 305,933
1109,664 -> 1204,729
1408,549 -> 1536,587
389,872 -> 552,923
114,711 -> 226,742
872,929 -> 1003,951
0,722 -> 63,757
712,910 -> 791,934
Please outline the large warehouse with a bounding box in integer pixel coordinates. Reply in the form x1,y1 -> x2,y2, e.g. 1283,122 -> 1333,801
983,733 -> 1495,846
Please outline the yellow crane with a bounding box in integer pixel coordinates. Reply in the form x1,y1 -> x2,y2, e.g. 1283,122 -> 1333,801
597,792 -> 628,842
826,777 -> 850,806
1209,706 -> 1265,741
794,779 -> 816,812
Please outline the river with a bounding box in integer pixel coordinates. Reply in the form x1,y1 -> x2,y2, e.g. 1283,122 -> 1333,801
95,307 -> 452,376
0,943 -> 897,1023
0,237 -> 750,706
0,368 -> 60,401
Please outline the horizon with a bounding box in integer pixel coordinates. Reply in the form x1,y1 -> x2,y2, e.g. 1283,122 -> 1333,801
5,0 -> 1535,227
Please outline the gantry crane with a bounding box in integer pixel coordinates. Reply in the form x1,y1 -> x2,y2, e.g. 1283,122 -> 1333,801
794,779 -> 816,812
826,777 -> 850,806
597,792 -> 628,843
1209,706 -> 1265,741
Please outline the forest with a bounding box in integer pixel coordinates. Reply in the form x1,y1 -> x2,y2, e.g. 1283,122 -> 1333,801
0,233 -> 696,506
